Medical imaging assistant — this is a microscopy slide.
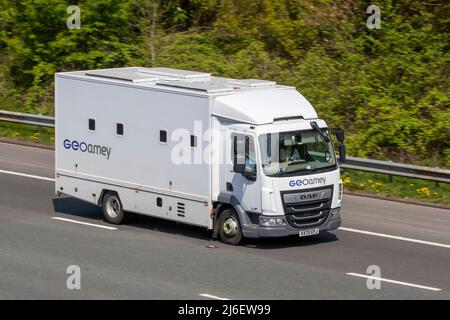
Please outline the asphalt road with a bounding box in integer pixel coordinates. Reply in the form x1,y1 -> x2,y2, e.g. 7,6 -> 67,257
0,141 -> 449,299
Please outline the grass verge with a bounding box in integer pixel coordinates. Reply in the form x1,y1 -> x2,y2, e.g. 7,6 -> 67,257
342,169 -> 449,206
0,122 -> 54,145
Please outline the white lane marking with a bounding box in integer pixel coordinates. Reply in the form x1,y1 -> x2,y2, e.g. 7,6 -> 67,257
339,227 -> 450,249
346,273 -> 442,291
51,217 -> 117,230
0,169 -> 54,182
199,293 -> 230,300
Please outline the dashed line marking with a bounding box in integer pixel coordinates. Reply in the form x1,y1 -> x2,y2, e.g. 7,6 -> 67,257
51,217 -> 117,230
199,293 -> 230,300
339,227 -> 450,249
346,272 -> 442,291
0,169 -> 54,182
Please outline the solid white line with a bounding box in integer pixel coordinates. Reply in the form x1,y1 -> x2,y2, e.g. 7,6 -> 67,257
346,273 -> 442,291
339,227 -> 450,249
51,217 -> 117,230
199,293 -> 230,300
0,169 -> 54,182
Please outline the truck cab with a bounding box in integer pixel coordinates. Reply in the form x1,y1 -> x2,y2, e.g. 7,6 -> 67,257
212,87 -> 345,244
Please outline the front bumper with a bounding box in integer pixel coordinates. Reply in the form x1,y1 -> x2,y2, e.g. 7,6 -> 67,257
241,208 -> 341,239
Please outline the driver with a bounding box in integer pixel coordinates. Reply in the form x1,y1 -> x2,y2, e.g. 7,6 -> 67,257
280,143 -> 301,162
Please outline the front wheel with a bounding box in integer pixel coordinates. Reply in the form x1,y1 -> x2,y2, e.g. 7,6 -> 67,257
218,209 -> 243,245
102,192 -> 127,224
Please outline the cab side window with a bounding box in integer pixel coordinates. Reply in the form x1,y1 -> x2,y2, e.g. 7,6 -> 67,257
231,133 -> 257,180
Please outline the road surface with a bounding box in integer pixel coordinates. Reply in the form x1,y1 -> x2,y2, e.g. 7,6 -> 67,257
0,142 -> 449,299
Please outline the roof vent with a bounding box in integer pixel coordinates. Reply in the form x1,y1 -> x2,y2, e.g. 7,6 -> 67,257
85,69 -> 158,83
228,79 -> 276,87
156,80 -> 234,93
138,67 -> 211,79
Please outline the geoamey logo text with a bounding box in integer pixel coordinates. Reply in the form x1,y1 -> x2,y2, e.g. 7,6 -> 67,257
63,139 -> 111,160
289,177 -> 326,187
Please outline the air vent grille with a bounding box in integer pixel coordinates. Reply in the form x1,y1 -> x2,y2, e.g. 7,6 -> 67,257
177,202 -> 185,217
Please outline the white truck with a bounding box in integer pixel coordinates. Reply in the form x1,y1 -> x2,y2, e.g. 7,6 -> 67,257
55,67 -> 346,245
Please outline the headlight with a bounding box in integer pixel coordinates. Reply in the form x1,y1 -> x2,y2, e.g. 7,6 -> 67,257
330,208 -> 340,218
260,217 -> 286,226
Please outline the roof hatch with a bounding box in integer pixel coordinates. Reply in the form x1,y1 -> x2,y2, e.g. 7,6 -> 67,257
138,67 -> 211,79
85,69 -> 158,83
228,79 -> 276,87
156,80 -> 234,93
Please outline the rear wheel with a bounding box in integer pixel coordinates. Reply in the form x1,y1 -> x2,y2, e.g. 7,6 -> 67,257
218,209 -> 243,245
102,192 -> 127,224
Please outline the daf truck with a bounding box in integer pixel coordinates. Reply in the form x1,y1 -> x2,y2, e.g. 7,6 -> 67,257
55,67 -> 346,245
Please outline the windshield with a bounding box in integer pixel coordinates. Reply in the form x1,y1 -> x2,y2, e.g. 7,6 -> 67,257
258,129 -> 336,177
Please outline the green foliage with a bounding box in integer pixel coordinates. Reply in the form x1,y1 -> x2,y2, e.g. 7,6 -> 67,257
0,0 -> 448,167
0,0 -> 139,113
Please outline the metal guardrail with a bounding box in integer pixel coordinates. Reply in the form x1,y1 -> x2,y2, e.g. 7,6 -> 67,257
341,157 -> 450,184
0,110 -> 449,183
0,110 -> 54,127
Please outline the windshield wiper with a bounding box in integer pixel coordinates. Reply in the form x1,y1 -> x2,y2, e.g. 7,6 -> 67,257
309,165 -> 336,173
310,121 -> 330,143
272,167 -> 311,177
272,170 -> 286,177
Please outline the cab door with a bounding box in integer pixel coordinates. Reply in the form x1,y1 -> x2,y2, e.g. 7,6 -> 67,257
223,129 -> 262,213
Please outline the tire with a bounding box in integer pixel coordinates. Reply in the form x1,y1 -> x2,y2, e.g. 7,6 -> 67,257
102,192 -> 127,224
218,209 -> 243,245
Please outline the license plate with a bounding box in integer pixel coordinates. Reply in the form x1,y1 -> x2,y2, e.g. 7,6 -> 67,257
299,228 -> 319,237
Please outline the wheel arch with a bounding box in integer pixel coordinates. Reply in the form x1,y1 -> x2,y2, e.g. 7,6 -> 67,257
98,188 -> 119,206
213,193 -> 257,239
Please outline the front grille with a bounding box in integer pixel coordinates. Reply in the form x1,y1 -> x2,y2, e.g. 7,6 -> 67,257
281,186 -> 333,228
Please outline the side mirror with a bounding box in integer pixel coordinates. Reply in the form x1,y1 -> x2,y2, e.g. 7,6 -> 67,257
244,162 -> 257,181
338,143 -> 346,163
335,128 -> 346,163
335,127 -> 345,143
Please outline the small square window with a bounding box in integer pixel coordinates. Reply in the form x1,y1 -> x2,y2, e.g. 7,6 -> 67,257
116,123 -> 124,135
89,119 -> 95,131
190,135 -> 197,148
160,130 -> 167,143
